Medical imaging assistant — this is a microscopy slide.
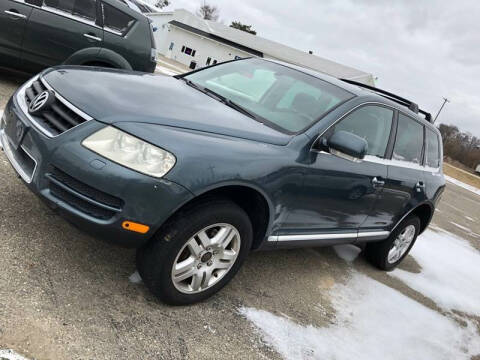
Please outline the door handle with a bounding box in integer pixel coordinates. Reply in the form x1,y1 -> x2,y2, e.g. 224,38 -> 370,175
372,177 -> 385,187
84,33 -> 102,42
4,10 -> 27,19
415,181 -> 425,192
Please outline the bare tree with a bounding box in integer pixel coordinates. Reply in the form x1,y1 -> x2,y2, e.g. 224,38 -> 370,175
196,2 -> 219,21
230,21 -> 256,35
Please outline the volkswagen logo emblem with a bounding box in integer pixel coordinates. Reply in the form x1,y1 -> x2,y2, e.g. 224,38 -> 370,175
29,90 -> 54,115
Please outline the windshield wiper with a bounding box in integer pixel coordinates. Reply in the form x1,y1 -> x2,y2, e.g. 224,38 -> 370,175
179,78 -> 261,122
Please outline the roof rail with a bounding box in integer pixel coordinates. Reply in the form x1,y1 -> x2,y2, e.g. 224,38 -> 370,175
340,78 -> 433,123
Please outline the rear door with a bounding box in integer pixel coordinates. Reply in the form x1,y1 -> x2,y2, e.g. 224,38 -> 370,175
373,113 -> 427,230
0,0 -> 34,69
21,0 -> 103,73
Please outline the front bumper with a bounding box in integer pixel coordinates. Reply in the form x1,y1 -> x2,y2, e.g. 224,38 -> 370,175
0,83 -> 193,248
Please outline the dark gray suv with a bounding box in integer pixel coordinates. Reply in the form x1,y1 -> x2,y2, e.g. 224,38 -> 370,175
0,0 -> 157,73
0,58 -> 445,305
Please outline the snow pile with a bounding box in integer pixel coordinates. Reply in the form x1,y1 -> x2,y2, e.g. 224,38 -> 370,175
155,65 -> 178,76
0,349 -> 31,360
332,244 -> 361,262
128,270 -> 143,284
445,175 -> 480,196
240,272 -> 480,360
391,228 -> 480,315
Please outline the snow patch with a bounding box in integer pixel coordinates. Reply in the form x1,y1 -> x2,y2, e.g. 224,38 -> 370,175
332,244 -> 361,262
155,65 -> 178,76
450,222 -> 480,238
445,175 -> 480,196
128,270 -> 142,284
465,216 -> 475,222
241,272 -> 480,360
0,349 -> 31,360
391,228 -> 480,315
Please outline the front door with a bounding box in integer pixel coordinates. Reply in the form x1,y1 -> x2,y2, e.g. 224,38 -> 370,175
21,0 -> 103,73
282,105 -> 395,245
0,0 -> 33,69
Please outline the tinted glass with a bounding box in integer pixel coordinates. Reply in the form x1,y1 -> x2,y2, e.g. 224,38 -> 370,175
426,128 -> 440,168
103,3 -> 134,34
44,0 -> 74,13
73,0 -> 96,20
185,58 -> 354,133
44,0 -> 96,20
393,114 -> 424,164
332,105 -> 393,158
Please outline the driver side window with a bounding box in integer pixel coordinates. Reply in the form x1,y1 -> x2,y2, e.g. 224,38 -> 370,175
331,105 -> 393,158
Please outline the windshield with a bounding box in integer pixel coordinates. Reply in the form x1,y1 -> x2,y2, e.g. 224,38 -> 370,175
183,58 -> 354,133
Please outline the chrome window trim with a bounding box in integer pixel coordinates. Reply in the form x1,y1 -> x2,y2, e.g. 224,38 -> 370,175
13,0 -> 102,31
0,130 -> 38,184
268,230 -> 389,242
311,101 -> 441,173
15,76 -> 93,138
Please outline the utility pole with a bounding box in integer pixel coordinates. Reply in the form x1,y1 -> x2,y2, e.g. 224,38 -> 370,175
433,97 -> 450,123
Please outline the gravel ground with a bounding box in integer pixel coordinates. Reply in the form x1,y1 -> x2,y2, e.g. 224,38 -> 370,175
0,71 -> 479,359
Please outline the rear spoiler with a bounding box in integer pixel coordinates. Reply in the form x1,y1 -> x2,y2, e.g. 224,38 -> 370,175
340,79 -> 433,123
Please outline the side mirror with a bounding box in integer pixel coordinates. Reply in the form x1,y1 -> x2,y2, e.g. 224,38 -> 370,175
324,130 -> 368,162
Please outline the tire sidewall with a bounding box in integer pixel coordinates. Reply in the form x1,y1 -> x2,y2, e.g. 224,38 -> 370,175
141,200 -> 253,305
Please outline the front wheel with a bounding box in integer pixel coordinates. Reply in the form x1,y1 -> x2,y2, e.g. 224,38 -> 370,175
364,216 -> 420,271
137,199 -> 253,305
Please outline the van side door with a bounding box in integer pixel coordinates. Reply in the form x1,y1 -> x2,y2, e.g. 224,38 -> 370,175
372,113 -> 427,230
21,0 -> 103,73
0,0 -> 34,70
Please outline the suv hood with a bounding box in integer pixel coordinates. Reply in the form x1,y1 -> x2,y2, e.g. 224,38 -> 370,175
43,67 -> 291,145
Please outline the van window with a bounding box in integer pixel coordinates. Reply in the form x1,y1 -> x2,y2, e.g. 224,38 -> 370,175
393,114 -> 424,165
102,2 -> 135,34
44,0 -> 96,21
332,105 -> 394,158
426,128 -> 440,168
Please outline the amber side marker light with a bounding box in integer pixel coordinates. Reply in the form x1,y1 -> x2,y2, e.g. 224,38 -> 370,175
122,221 -> 150,234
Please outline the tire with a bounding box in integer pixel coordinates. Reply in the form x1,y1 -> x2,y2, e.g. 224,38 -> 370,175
137,199 -> 253,305
364,216 -> 421,271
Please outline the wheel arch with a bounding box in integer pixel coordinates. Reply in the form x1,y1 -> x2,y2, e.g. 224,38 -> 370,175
63,47 -> 132,70
392,202 -> 434,235
157,182 -> 274,250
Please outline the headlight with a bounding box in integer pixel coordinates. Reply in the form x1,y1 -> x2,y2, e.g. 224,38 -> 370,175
82,126 -> 176,178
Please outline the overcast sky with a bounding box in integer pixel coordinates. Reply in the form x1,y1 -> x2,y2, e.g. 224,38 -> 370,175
159,0 -> 480,137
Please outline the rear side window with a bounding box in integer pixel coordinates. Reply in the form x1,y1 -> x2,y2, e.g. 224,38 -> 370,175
393,114 -> 424,164
332,105 -> 394,158
426,128 -> 440,168
44,0 -> 96,21
102,2 -> 135,35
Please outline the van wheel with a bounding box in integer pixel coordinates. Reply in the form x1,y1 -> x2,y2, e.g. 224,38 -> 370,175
364,216 -> 420,271
137,199 -> 253,305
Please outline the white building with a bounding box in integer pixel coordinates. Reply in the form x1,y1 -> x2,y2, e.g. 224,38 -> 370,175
148,9 -> 374,85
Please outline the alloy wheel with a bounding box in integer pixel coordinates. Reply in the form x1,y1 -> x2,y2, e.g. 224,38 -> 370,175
171,223 -> 241,294
387,224 -> 416,264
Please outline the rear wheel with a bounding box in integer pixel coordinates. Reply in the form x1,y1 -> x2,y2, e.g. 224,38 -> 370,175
364,216 -> 420,271
137,199 -> 253,305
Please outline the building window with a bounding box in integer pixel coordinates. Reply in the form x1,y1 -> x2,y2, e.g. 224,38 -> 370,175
181,45 -> 185,53
213,60 -> 217,65
192,50 -> 196,57
206,57 -> 211,66
189,61 -> 197,70
169,42 -> 174,50
185,47 -> 193,55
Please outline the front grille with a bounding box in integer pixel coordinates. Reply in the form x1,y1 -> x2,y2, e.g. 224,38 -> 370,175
25,80 -> 89,136
47,167 -> 123,220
